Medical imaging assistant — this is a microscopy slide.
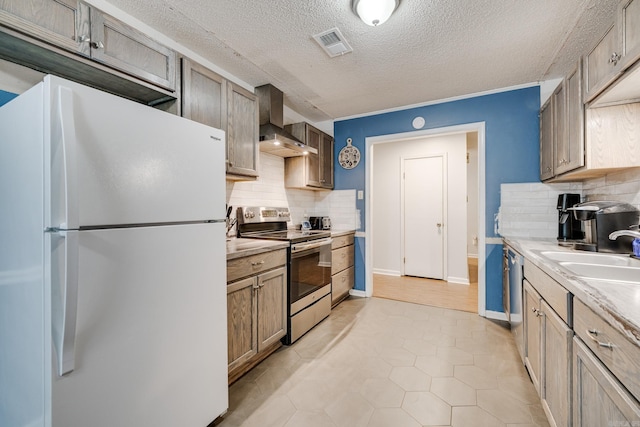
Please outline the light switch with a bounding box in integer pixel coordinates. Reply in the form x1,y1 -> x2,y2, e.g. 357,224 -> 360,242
357,190 -> 364,200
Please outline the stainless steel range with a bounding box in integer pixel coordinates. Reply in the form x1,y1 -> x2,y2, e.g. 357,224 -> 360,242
237,207 -> 332,344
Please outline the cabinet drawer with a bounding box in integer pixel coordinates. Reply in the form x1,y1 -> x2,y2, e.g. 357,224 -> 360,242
332,266 -> 354,304
227,249 -> 286,283
574,298 -> 640,401
524,261 -> 572,325
332,233 -> 354,250
332,244 -> 354,275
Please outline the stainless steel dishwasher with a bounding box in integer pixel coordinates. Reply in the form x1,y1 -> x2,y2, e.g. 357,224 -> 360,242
503,246 -> 524,363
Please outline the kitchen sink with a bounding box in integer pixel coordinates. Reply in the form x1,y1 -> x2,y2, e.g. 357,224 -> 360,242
539,250 -> 636,266
558,262 -> 640,284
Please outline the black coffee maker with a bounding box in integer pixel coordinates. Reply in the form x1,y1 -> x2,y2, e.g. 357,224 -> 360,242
557,193 -> 583,244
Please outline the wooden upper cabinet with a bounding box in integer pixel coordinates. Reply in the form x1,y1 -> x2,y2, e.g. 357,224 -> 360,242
539,97 -> 554,181
181,58 -> 259,178
0,0 -> 177,94
320,132 -> 334,188
226,81 -> 259,177
585,24 -> 621,101
285,122 -> 334,190
619,0 -> 640,70
556,60 -> 585,175
89,9 -> 176,91
0,0 -> 89,55
181,58 -> 226,129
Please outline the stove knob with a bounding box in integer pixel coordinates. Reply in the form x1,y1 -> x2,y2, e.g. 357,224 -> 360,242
249,212 -> 255,218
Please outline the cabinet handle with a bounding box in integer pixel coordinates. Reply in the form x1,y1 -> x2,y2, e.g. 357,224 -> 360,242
77,35 -> 90,43
609,52 -> 621,66
252,283 -> 260,290
586,329 -> 614,349
531,307 -> 544,317
258,282 -> 265,288
91,41 -> 105,49
251,260 -> 265,267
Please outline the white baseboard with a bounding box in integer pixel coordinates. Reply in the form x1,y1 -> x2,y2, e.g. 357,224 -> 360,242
349,289 -> 367,298
372,269 -> 400,276
447,276 -> 470,285
484,310 -> 508,322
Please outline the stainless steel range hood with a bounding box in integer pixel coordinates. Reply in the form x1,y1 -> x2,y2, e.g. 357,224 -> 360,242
256,84 -> 317,157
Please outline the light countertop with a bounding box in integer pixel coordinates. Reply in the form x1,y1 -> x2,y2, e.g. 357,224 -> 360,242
330,229 -> 356,237
504,238 -> 640,348
226,238 -> 289,261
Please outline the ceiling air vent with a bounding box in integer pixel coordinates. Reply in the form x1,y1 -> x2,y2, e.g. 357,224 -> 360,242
313,27 -> 353,58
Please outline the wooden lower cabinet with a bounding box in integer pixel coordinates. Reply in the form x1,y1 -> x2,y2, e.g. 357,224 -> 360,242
331,232 -> 354,307
573,337 -> 640,426
541,300 -> 572,427
524,267 -> 573,427
524,279 -> 542,394
227,264 -> 286,384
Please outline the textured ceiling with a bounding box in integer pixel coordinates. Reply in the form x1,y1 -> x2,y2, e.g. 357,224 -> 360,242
98,0 -> 618,122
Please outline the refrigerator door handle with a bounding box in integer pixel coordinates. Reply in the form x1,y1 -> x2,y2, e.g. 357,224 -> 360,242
57,86 -> 79,230
55,230 -> 79,376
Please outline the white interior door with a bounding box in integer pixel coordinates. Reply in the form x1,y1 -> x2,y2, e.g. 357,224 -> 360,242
403,156 -> 445,279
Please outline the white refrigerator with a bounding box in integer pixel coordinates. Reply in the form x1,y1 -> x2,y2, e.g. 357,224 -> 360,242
0,75 -> 228,427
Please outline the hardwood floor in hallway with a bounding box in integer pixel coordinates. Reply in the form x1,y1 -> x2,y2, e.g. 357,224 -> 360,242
373,258 -> 478,313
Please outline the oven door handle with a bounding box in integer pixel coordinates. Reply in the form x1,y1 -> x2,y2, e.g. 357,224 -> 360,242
291,238 -> 333,254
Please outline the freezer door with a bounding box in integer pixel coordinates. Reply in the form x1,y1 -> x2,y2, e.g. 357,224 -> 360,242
50,223 -> 227,426
44,75 -> 226,230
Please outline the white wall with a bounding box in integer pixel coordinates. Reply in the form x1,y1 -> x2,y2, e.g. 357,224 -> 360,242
226,152 -> 357,235
499,182 -> 583,239
466,133 -> 479,257
372,132 -> 468,284
499,169 -> 640,240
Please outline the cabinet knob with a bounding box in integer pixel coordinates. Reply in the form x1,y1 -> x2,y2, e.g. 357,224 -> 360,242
91,40 -> 105,50
77,35 -> 90,43
251,260 -> 265,267
609,52 -> 621,66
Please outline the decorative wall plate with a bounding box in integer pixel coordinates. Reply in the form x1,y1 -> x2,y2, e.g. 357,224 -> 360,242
338,138 -> 360,169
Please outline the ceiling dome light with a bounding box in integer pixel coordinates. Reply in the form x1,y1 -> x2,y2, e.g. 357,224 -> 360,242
352,0 -> 399,26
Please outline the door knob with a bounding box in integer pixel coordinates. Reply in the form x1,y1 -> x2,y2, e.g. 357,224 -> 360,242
436,223 -> 442,228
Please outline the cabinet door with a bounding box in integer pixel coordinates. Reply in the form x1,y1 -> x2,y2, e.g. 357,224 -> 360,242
227,277 -> 257,372
585,24 -> 621,101
541,300 -> 572,427
573,337 -> 640,426
89,8 -> 176,91
524,279 -> 542,394
319,132 -> 334,188
557,60 -> 585,175
256,267 -> 286,350
540,98 -> 554,181
619,0 -> 640,71
181,58 -> 226,130
0,0 -> 90,55
305,125 -> 322,187
552,82 -> 566,176
226,82 -> 259,177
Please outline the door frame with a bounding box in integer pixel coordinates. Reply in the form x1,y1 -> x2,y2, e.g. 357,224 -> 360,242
400,153 -> 448,279
365,122 -> 486,316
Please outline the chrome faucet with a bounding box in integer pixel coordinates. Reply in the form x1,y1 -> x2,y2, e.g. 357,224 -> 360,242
609,229 -> 640,240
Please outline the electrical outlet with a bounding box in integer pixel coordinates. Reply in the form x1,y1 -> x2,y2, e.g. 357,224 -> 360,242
357,190 -> 364,200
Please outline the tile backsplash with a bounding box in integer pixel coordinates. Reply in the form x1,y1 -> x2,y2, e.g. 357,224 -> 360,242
226,152 -> 357,234
499,168 -> 640,239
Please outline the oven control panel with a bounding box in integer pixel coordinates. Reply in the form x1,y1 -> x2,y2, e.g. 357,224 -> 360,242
237,206 -> 291,223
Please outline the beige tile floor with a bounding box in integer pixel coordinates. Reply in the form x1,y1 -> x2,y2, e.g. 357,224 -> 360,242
217,297 -> 549,427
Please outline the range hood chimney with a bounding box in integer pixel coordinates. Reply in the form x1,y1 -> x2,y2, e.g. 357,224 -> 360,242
256,84 -> 317,157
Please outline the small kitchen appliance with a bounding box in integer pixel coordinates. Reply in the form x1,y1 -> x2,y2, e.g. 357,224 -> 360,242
236,207 -> 332,344
309,216 -> 331,230
557,193 -> 583,244
569,201 -> 640,253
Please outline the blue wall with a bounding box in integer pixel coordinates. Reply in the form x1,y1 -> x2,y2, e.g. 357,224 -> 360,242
0,90 -> 17,107
334,86 -> 540,312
